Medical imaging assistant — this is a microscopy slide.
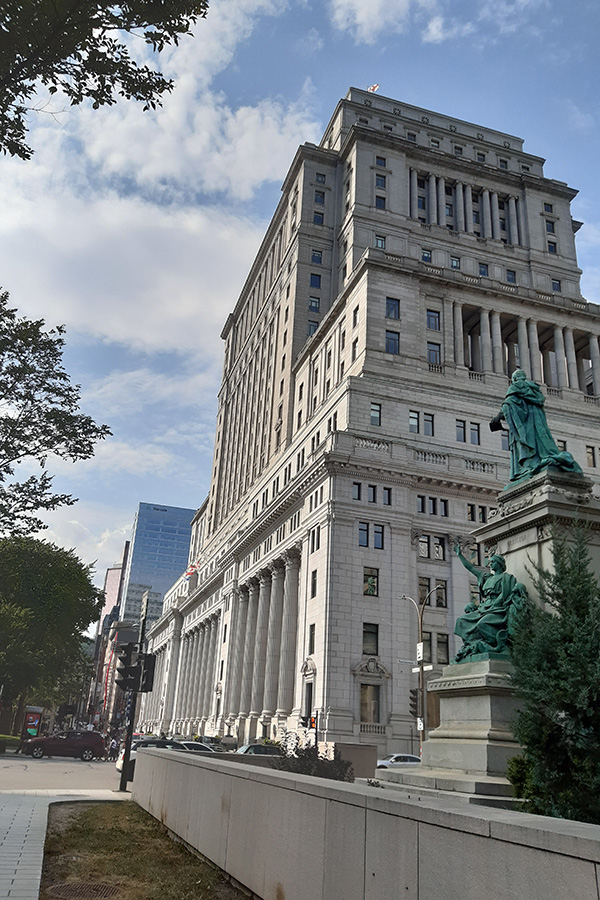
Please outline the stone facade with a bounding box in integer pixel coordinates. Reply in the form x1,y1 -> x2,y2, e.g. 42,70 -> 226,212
138,88 -> 600,753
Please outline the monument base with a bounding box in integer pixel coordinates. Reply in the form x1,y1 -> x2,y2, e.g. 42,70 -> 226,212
375,659 -> 521,808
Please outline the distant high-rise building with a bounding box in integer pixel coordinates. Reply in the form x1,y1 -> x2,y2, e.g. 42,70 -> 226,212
120,503 -> 195,623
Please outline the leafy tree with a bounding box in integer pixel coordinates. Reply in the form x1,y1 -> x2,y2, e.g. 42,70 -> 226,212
0,536 -> 103,731
0,0 -> 209,159
0,289 -> 110,535
509,524 -> 600,823
271,735 -> 355,782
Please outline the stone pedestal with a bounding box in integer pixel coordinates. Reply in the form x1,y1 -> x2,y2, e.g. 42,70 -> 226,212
420,659 -> 519,776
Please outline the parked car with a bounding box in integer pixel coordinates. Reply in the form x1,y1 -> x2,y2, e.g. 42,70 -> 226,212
236,743 -> 282,756
376,753 -> 421,769
115,737 -> 189,774
178,741 -> 216,754
23,730 -> 106,761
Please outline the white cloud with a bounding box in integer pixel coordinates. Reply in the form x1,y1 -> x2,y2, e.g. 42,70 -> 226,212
477,0 -> 550,35
83,368 -> 218,417
422,14 -> 475,43
564,100 -> 595,135
52,439 -> 177,478
328,0 -> 416,44
296,28 -> 325,54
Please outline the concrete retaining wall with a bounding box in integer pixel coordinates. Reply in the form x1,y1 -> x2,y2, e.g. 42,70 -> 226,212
133,749 -> 600,900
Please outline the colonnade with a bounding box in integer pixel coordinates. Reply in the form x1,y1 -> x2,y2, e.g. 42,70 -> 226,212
409,169 -> 522,245
449,301 -> 599,393
225,548 -> 301,742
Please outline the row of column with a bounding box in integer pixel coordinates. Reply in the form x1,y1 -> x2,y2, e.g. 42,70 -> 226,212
451,302 -> 600,393
226,548 -> 301,730
410,170 -> 521,245
171,611 -> 221,730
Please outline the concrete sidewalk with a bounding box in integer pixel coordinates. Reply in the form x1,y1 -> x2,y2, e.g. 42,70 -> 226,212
0,790 -> 131,899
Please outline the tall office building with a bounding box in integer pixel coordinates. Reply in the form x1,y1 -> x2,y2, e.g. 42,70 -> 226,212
120,502 -> 195,624
140,89 -> 600,752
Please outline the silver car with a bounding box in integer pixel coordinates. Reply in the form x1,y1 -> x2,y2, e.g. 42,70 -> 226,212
376,753 -> 421,769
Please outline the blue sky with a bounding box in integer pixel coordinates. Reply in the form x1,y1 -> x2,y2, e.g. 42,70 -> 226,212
0,0 -> 598,587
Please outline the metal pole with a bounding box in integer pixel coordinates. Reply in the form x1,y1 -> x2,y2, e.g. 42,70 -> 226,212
401,584 -> 441,756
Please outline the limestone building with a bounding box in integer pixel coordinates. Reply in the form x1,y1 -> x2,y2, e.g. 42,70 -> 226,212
138,88 -> 600,753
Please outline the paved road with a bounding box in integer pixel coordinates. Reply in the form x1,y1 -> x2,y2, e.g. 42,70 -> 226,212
0,753 -> 123,792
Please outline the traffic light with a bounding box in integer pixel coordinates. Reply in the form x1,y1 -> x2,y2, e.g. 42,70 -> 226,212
309,715 -> 317,729
115,642 -> 139,692
139,653 -> 156,693
299,715 -> 309,727
409,688 -> 419,719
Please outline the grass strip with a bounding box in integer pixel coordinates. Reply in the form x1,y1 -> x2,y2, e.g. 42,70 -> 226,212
40,801 -> 246,900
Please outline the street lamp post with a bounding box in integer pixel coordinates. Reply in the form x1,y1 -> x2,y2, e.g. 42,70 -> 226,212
401,585 -> 440,755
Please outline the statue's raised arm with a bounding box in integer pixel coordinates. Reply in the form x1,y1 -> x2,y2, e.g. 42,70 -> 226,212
455,543 -> 481,579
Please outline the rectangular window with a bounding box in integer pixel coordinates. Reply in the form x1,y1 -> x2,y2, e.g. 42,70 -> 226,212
422,632 -> 432,663
368,485 -> 377,503
310,569 -> 317,598
544,202 -> 553,213
409,411 -> 420,433
310,273 -> 321,289
502,431 -> 509,451
506,269 -> 516,284
552,279 -> 561,292
417,196 -> 426,210
427,309 -> 441,330
360,683 -> 380,723
423,413 -> 434,436
363,623 -> 379,656
371,403 -> 382,426
428,496 -> 437,515
419,576 -> 431,604
427,342 -> 441,365
422,248 -> 432,263
316,172 -> 326,184
440,499 -> 448,517
375,174 -> 386,189
308,321 -> 318,336
478,505 -> 487,523
476,152 -> 486,163
418,535 -> 430,558
358,522 -> 369,547
546,220 -> 555,233
435,580 -> 448,608
407,132 -> 416,142
375,196 -> 386,210
499,158 -> 508,169
557,439 -> 567,452
479,262 -> 488,277
352,338 -> 358,361
450,256 -> 460,269
364,566 -> 379,596
314,190 -> 325,204
313,211 -> 324,225
454,145 -> 463,156
445,203 -> 453,217
433,536 -> 445,560
376,156 -> 386,167
310,525 -> 320,553
353,482 -> 362,500
309,296 -> 320,312
587,446 -> 596,467
386,297 -> 400,318
311,249 -> 322,264
353,306 -> 359,327
417,495 -> 425,514
375,235 -> 386,249
437,634 -> 449,665
470,422 -> 480,445
456,419 -> 466,442
374,524 -> 384,549
386,330 -> 400,354
468,503 -> 476,522
383,487 -> 392,506
308,623 -> 315,655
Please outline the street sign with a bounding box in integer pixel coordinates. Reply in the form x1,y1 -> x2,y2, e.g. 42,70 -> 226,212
417,717 -> 424,732
416,642 -> 423,662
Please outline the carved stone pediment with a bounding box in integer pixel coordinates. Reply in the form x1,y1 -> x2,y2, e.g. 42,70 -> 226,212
301,657 -> 317,677
351,657 -> 390,678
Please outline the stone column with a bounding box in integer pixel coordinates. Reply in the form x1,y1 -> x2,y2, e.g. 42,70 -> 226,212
239,579 -> 260,717
161,614 -> 182,732
482,189 -> 492,238
490,192 -> 500,240
480,309 -> 492,373
491,312 -> 504,374
554,326 -> 568,388
276,550 -> 301,718
577,357 -> 587,395
564,328 -> 579,390
590,335 -> 600,396
203,615 -> 220,724
427,174 -> 437,226
454,302 -> 465,367
471,327 -> 482,372
250,570 -> 272,720
410,168 -> 418,219
527,320 -> 542,383
183,629 -> 197,725
437,176 -> 446,224
173,632 -> 189,722
507,340 -> 517,377
541,348 -> 553,386
455,182 -> 465,232
517,317 -> 530,378
262,562 -> 285,718
464,185 -> 474,233
192,625 -> 206,719
508,196 -> 519,246
227,586 -> 248,718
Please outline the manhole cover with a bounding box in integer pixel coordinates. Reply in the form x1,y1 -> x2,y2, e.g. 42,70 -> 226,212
47,884 -> 121,899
